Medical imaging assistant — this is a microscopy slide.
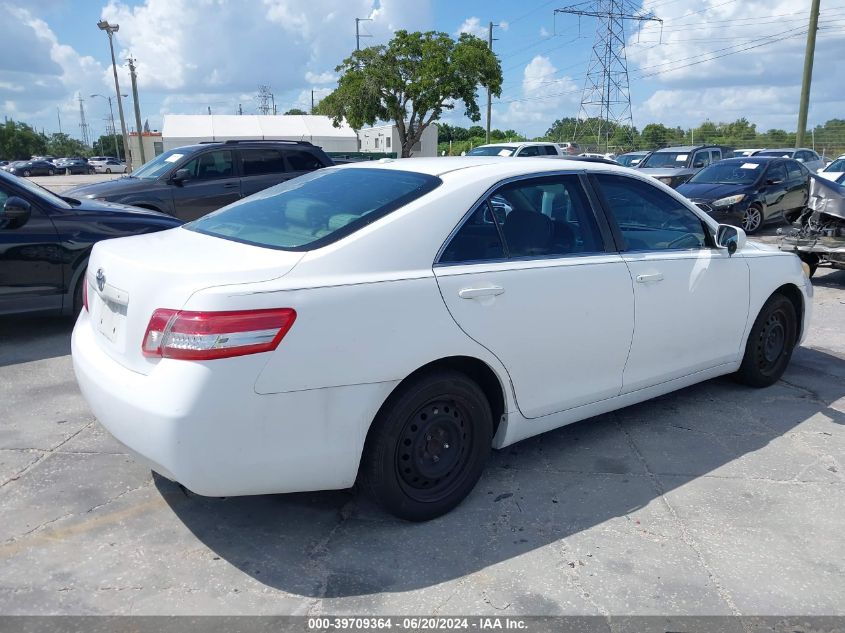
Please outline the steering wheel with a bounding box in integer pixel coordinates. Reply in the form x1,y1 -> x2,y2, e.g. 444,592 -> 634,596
666,233 -> 701,249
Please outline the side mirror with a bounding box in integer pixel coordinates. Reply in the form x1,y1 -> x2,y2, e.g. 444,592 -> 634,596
171,168 -> 191,185
693,161 -> 705,168
766,178 -> 783,185
796,158 -> 805,163
1,196 -> 32,229
716,224 -> 746,256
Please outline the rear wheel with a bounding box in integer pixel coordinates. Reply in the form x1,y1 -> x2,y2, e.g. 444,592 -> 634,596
735,293 -> 797,387
23,170 -> 31,177
741,204 -> 764,234
48,169 -> 55,176
105,168 -> 112,174
362,370 -> 493,521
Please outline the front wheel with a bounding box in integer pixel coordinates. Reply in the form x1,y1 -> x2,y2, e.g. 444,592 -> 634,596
741,204 -> 764,234
735,293 -> 798,387
48,169 -> 55,176
23,170 -> 31,177
362,370 -> 493,521
105,168 -> 112,174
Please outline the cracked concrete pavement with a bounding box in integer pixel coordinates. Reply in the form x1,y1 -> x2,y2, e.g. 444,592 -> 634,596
1,257 -> 844,616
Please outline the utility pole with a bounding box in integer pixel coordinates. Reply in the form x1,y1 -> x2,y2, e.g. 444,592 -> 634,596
555,2 -> 661,152
127,57 -> 146,164
97,21 -> 130,166
311,90 -> 315,114
91,93 -> 124,160
355,17 -> 372,50
57,108 -> 62,134
238,103 -> 243,115
271,93 -> 276,115
796,0 -> 821,148
486,21 -> 498,144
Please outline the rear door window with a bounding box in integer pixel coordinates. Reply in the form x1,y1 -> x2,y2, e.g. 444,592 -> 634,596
240,149 -> 287,176
285,150 -> 325,171
181,150 -> 235,180
187,168 -> 440,251
518,146 -> 541,157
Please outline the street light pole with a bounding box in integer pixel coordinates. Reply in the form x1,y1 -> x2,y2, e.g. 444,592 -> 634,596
97,21 -> 130,166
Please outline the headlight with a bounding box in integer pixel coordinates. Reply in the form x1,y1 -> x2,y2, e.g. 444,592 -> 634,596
711,194 -> 746,208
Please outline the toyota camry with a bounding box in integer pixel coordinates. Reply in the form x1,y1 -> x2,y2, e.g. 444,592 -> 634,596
72,157 -> 812,521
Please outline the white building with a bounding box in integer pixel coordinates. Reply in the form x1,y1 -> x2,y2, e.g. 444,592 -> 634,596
161,115 -> 359,153
357,123 -> 439,157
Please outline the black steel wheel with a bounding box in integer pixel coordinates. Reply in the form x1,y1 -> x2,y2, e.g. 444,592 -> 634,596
362,370 -> 493,521
736,293 -> 797,387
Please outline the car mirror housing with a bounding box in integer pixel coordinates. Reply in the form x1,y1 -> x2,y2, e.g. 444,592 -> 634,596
171,168 -> 191,185
716,224 -> 746,256
1,196 -> 32,229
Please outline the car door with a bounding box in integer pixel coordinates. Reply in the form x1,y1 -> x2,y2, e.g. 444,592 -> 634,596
239,148 -> 291,198
591,173 -> 750,393
434,174 -> 635,419
784,160 -> 810,211
0,183 -> 63,315
170,149 -> 240,221
760,161 -> 790,219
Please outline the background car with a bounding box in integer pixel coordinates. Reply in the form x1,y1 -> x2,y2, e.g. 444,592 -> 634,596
637,145 -> 730,188
55,158 -> 95,175
93,159 -> 128,174
578,152 -> 617,161
616,151 -> 650,167
66,140 -> 335,221
555,141 -> 582,155
72,157 -> 809,521
6,160 -> 57,177
755,148 -> 825,172
677,156 -> 809,234
734,148 -> 764,157
817,154 -> 845,182
0,169 -> 182,316
466,142 -> 565,157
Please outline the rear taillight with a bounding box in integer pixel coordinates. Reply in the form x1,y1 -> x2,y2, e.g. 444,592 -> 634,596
142,308 -> 296,360
82,278 -> 88,312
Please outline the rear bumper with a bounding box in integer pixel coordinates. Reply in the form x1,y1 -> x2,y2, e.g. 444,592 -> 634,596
71,310 -> 397,496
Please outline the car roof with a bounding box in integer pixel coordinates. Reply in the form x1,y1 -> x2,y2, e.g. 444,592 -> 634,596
718,156 -> 781,163
654,145 -> 719,152
335,156 -> 632,178
474,141 -> 555,148
620,150 -> 649,155
760,148 -> 799,153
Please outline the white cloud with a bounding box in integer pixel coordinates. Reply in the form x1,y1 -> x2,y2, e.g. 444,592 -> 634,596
456,16 -> 487,39
539,26 -> 550,38
305,70 -> 337,84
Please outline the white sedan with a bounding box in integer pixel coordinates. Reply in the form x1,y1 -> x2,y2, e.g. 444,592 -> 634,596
92,159 -> 127,174
72,157 -> 812,521
817,155 -> 845,182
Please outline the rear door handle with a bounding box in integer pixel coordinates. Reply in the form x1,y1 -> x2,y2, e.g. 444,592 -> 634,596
222,183 -> 239,189
636,273 -> 664,283
459,286 -> 505,299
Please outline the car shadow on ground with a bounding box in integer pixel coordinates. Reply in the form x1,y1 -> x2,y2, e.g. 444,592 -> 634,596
810,268 -> 845,288
156,345 -> 845,599
0,315 -> 74,367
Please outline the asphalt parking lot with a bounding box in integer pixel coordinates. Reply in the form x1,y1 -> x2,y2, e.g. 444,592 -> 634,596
29,174 -> 120,194
1,240 -> 844,616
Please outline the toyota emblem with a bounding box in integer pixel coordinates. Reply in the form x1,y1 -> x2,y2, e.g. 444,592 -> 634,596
96,268 -> 106,292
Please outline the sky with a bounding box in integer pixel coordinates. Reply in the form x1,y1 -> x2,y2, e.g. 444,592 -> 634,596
1,0 -> 843,142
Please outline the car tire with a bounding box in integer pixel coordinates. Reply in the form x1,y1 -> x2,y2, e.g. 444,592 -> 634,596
65,168 -> 71,176
48,169 -> 55,176
105,168 -> 112,174
741,203 -> 764,234
362,370 -> 493,521
735,293 -> 797,388
23,170 -> 31,177
72,269 -> 87,316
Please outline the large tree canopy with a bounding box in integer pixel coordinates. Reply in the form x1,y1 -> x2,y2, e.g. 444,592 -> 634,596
317,30 -> 502,158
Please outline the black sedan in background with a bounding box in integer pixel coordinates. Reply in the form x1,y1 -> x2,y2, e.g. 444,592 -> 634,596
5,160 -> 58,177
676,156 -> 810,234
55,158 -> 95,175
0,170 -> 182,317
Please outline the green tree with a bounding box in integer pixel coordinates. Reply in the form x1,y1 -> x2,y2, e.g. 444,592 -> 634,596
0,120 -> 48,160
316,30 -> 502,157
284,108 -> 308,115
93,134 -> 124,158
46,133 -> 89,158
640,123 -> 674,149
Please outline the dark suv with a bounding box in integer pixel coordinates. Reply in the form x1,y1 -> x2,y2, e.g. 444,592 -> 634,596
637,145 -> 731,189
65,140 -> 333,221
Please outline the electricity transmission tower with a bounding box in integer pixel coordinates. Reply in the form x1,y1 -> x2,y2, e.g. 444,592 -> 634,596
555,1 -> 661,152
256,85 -> 274,115
77,95 -> 90,146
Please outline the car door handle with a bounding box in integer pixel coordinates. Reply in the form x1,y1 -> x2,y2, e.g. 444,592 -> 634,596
222,183 -> 238,189
636,273 -> 664,283
458,286 -> 505,299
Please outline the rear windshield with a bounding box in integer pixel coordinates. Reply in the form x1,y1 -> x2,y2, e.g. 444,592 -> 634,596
466,146 -> 516,157
186,167 -> 441,251
640,152 -> 691,168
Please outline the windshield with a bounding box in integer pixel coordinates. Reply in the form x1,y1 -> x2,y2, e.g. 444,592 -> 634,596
640,152 -> 690,168
824,158 -> 845,172
757,150 -> 793,158
187,167 -> 441,251
466,146 -> 516,157
132,148 -> 189,179
617,154 -> 643,167
689,162 -> 762,185
0,172 -> 71,209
